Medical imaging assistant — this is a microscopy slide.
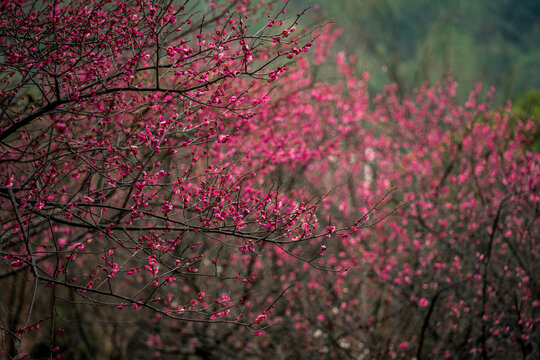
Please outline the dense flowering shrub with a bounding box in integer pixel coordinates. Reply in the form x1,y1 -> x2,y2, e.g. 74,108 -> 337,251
227,47 -> 539,359
0,0 -> 538,359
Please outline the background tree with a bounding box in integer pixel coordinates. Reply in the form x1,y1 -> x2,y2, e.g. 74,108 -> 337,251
216,39 -> 539,359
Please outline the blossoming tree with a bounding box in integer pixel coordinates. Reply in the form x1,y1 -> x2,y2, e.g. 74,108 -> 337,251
220,43 -> 539,359
1,0 -> 539,359
0,0 -> 340,357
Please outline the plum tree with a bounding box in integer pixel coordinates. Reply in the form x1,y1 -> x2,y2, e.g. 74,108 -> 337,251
1,0 -> 538,359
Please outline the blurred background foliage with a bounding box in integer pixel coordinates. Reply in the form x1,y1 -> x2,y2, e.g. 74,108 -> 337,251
288,0 -> 540,108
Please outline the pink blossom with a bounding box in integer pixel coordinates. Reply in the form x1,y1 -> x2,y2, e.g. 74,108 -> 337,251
399,341 -> 409,349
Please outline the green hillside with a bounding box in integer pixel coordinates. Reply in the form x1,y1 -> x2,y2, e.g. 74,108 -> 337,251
290,0 -> 540,105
